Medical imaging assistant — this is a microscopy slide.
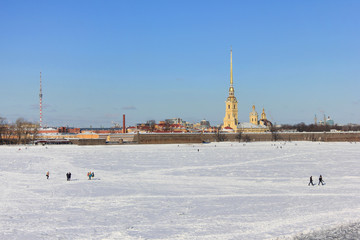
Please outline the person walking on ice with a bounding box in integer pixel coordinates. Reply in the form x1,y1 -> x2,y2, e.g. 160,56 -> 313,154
46,171 -> 49,179
88,171 -> 92,180
308,176 -> 314,186
66,172 -> 72,181
318,175 -> 325,185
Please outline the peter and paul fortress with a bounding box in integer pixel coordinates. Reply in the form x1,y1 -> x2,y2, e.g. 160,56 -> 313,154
223,49 -> 272,133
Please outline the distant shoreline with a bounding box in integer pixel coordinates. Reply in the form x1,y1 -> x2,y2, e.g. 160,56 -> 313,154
31,132 -> 360,145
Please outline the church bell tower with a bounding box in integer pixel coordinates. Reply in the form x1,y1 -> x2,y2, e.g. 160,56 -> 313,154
223,48 -> 238,130
250,105 -> 259,125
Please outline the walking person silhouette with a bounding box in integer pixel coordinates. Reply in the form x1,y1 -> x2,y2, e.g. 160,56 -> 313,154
308,176 -> 314,186
318,175 -> 325,185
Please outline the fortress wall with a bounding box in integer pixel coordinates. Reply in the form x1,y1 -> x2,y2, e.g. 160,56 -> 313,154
69,132 -> 360,145
108,134 -> 136,143
135,132 -> 360,144
137,133 -> 203,144
75,139 -> 107,145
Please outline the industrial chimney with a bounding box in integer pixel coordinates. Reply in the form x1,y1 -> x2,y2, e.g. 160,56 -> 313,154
123,114 -> 126,133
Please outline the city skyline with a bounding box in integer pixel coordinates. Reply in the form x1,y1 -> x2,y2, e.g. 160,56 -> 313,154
1,1 -> 359,127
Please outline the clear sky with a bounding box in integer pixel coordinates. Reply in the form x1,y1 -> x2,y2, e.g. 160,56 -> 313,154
1,1 -> 359,127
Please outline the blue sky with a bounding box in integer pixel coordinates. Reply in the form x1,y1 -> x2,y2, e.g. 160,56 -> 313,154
1,1 -> 359,127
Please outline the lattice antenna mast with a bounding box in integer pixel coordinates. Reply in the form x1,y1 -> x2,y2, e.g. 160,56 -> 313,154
39,72 -> 43,128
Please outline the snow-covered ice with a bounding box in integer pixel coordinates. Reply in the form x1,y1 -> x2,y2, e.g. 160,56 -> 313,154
0,142 -> 359,239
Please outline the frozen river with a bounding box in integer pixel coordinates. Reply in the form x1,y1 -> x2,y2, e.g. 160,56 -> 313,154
1,142 -> 359,239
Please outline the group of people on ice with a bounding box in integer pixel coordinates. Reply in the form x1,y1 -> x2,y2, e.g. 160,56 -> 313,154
46,171 -> 96,181
87,171 -> 95,180
308,175 -> 325,186
66,172 -> 72,181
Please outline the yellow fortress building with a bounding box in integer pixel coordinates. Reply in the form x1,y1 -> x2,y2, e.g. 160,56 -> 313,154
223,49 -> 271,133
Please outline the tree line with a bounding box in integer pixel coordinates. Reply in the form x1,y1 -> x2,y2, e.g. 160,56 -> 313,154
277,123 -> 360,132
0,117 -> 39,144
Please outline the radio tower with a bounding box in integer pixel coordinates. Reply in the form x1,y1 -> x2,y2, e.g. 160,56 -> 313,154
39,72 -> 43,128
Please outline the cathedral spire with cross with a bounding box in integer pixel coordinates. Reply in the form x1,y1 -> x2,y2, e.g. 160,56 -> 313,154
223,48 -> 238,130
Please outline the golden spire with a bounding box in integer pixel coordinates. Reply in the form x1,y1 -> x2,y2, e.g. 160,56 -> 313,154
228,47 -> 234,97
230,47 -> 233,86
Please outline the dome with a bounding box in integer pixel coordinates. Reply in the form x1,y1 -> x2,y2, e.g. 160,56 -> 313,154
326,117 -> 334,126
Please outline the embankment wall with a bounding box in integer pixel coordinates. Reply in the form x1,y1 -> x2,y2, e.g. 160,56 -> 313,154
70,139 -> 107,145
69,132 -> 360,145
136,132 -> 360,144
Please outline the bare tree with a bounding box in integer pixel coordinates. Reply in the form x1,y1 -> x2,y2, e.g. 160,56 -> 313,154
0,116 -> 6,144
15,118 -> 26,144
4,124 -> 14,144
31,124 -> 39,143
14,118 -> 35,144
215,127 -> 227,142
270,124 -> 279,142
235,130 -> 242,142
24,122 -> 33,143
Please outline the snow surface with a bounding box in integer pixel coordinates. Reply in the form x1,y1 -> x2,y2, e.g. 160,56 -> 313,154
291,222 -> 360,239
1,142 -> 359,239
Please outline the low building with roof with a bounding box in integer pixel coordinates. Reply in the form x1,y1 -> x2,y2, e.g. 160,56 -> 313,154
237,122 -> 269,133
